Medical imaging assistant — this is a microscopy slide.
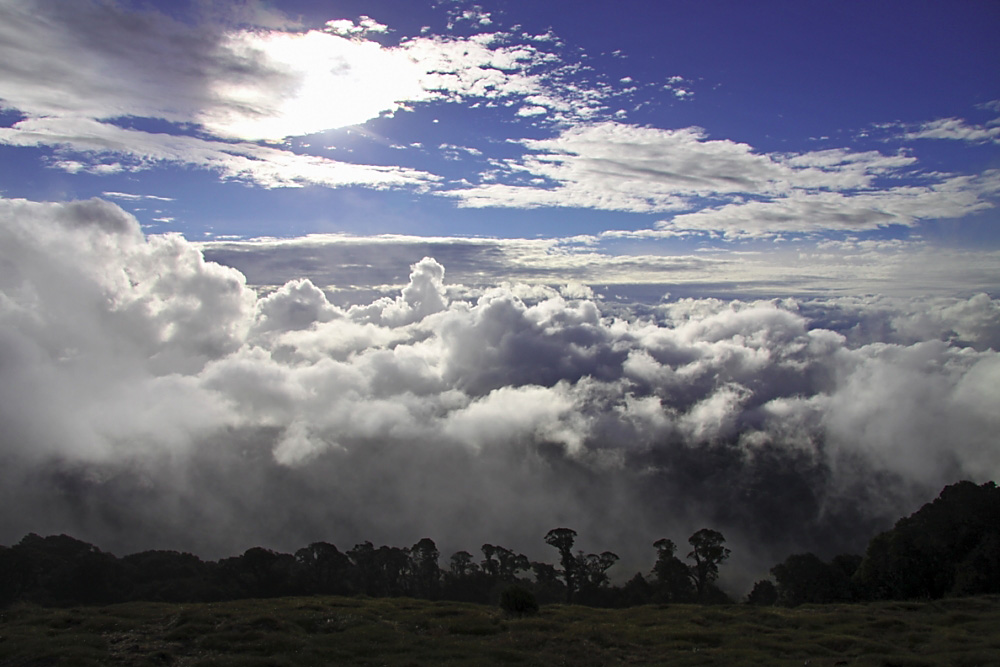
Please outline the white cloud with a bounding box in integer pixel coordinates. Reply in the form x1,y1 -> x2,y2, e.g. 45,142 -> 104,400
0,117 -> 437,189
197,230 -> 1000,299
2,195 -> 999,575
102,192 -> 175,202
905,117 -> 1000,144
0,0 -> 618,188
439,122 -> 947,224
324,16 -> 389,38
663,171 -> 1000,237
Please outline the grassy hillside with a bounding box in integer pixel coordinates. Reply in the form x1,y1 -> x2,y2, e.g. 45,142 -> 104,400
1,595 -> 998,666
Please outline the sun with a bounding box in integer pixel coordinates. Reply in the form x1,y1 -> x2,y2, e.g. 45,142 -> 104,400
199,29 -> 431,142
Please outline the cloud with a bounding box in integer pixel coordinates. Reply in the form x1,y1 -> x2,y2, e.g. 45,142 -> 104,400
0,0 -> 609,139
2,196 -> 999,588
436,120 -> 1000,237
0,0 -> 430,140
441,123 -> 782,212
0,117 -> 437,189
0,0 -> 616,188
662,171 -> 1000,237
198,231 -> 1000,301
905,117 -> 1000,144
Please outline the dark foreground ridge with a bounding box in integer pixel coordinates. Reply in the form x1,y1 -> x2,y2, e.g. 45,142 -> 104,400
1,595 -> 999,666
1,481 -> 997,610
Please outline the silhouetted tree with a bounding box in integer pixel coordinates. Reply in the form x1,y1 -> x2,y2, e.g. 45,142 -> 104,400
123,550 -> 215,602
374,545 -> 411,597
443,550 -> 488,603
620,572 -> 653,607
853,481 -> 1000,600
651,538 -> 695,603
544,527 -> 578,602
348,541 -> 379,596
481,544 -> 501,579
686,529 -> 730,601
8,534 -> 126,605
295,542 -> 351,595
449,550 -> 477,578
220,547 -> 296,598
530,561 -> 565,604
576,550 -> 619,606
746,579 -> 778,606
771,553 -> 834,606
409,538 -> 441,599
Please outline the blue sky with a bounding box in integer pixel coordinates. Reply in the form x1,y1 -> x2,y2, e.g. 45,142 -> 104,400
1,0 -> 998,297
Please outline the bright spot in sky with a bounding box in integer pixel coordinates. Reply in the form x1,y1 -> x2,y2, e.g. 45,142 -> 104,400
203,28 -> 428,140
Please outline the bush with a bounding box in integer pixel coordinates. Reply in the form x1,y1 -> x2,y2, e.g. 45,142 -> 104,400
499,585 -> 539,617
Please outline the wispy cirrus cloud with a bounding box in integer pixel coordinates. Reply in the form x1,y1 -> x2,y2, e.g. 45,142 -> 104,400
904,117 -> 1000,144
0,117 -> 438,189
439,120 -> 999,237
661,171 -> 1000,238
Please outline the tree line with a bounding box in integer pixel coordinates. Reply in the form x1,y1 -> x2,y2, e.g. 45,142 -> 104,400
1,481 -> 996,609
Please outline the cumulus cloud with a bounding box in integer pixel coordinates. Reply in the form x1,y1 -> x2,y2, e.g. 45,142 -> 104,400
201,230 -> 1000,300
2,196 -> 998,588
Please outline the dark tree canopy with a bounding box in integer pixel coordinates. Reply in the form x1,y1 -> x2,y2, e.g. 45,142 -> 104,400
2,480 -> 994,611
651,538 -> 695,603
686,529 -> 731,601
544,527 -> 579,602
853,480 -> 1000,600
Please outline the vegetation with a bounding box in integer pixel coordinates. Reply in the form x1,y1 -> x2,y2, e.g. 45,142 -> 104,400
499,584 -> 539,617
1,594 -> 997,666
0,481 -> 996,612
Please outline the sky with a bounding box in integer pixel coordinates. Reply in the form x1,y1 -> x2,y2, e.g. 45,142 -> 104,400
1,0 -> 999,591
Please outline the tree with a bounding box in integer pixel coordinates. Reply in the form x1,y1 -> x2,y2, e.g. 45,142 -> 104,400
347,541 -> 379,596
746,579 -> 778,606
295,542 -> 351,595
853,481 -> 1000,600
544,528 -> 579,602
686,529 -> 731,601
409,538 -> 441,599
530,561 -> 565,604
123,550 -> 214,602
499,584 -> 539,617
621,572 -> 653,607
374,545 -> 411,597
449,551 -> 477,578
578,551 -> 619,590
443,550 -> 488,603
575,550 -> 619,606
651,538 -> 694,603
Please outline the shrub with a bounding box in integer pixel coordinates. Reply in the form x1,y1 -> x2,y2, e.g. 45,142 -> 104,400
499,585 -> 539,617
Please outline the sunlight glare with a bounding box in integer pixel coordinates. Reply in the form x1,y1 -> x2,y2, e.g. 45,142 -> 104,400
201,29 -> 430,141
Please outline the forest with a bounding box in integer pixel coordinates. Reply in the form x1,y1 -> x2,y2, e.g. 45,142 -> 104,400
2,481 -> 997,610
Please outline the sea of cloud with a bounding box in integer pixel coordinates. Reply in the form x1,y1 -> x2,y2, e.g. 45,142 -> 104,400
1,197 -> 998,590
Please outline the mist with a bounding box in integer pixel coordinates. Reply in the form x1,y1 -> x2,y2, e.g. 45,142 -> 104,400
1,197 -> 997,591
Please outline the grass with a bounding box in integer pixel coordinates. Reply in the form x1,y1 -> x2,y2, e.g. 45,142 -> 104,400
0,595 -> 997,666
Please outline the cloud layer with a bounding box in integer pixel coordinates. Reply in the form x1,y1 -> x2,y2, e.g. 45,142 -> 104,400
2,197 -> 998,588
